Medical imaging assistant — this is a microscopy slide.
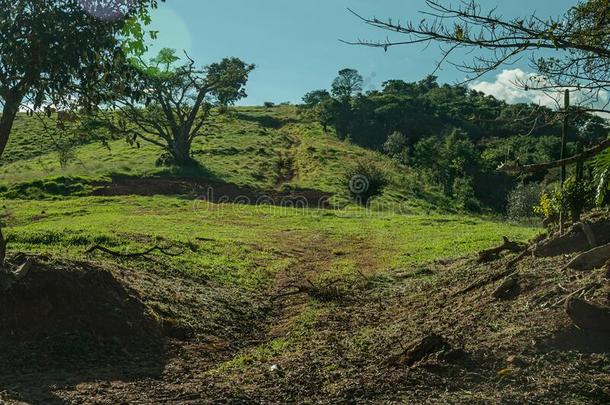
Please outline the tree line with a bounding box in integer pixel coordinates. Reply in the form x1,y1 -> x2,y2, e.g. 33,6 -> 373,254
301,69 -> 608,212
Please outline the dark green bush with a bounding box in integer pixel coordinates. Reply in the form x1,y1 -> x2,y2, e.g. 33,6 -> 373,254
345,160 -> 388,204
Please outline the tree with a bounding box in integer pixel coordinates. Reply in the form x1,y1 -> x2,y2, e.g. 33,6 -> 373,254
302,89 -> 331,108
383,131 -> 410,164
414,129 -> 481,196
349,0 -> 610,216
0,0 -> 159,272
0,0 -> 160,160
108,49 -> 254,166
331,68 -> 363,101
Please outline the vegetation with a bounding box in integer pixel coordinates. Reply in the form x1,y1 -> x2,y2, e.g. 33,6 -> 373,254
302,71 -> 608,212
1,0 -> 610,402
103,48 -> 254,166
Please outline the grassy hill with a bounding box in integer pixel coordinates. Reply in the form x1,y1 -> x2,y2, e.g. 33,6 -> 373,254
0,106 -> 452,212
5,106 -> 607,403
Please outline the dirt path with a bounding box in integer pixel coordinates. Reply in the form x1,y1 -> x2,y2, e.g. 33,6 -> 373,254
1,231 -> 363,404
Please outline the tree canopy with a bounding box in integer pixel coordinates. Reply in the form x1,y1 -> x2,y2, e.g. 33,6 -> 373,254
106,48 -> 255,166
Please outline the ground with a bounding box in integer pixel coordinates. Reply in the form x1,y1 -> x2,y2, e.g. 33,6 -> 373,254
0,107 -> 608,403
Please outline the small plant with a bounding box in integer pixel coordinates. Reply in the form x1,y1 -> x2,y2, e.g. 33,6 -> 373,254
345,160 -> 388,204
507,183 -> 542,222
263,101 -> 275,108
535,176 -> 595,225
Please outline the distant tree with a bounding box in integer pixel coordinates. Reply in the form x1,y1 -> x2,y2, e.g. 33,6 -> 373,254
382,80 -> 415,96
414,129 -> 480,196
331,68 -> 363,101
302,90 -> 332,107
383,131 -> 410,164
107,48 -> 254,166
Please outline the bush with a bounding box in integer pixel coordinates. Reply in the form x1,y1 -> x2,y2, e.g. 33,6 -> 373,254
382,131 -> 410,165
345,160 -> 388,204
534,176 -> 596,225
553,176 -> 596,222
507,183 -> 542,222
453,177 -> 481,212
263,101 -> 275,108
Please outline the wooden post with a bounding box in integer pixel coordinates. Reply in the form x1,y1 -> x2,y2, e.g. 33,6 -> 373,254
559,90 -> 570,235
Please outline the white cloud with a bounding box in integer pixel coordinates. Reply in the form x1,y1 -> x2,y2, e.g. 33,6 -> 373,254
470,69 -> 609,115
470,69 -> 557,107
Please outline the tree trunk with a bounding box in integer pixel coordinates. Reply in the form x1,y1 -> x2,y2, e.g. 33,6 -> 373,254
0,89 -> 23,159
170,134 -> 194,166
0,226 -> 6,269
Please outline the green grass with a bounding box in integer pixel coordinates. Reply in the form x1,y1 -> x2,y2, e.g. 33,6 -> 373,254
0,106 -> 449,212
3,195 -> 537,289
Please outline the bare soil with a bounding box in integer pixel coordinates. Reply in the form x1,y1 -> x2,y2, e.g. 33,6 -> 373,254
1,231 -> 609,404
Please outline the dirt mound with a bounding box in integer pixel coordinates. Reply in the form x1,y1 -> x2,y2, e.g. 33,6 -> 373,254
0,261 -> 162,348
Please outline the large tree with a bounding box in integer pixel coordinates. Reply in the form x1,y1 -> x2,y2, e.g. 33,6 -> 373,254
107,48 -> 254,166
0,0 -> 160,273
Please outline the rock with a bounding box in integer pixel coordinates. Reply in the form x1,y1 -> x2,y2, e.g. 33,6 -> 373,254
565,243 -> 610,271
394,334 -> 450,366
492,276 -> 520,300
535,219 -> 610,257
565,297 -> 610,333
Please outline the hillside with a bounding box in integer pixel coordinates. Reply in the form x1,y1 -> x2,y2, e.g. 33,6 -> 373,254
0,106 -> 455,213
1,107 -> 609,404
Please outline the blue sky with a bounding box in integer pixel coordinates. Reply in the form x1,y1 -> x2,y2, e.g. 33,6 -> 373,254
148,0 -> 576,105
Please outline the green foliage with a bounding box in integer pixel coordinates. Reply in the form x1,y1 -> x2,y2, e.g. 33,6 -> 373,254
555,176 -> 595,220
453,177 -> 480,212
413,129 -> 480,197
507,183 -> 543,222
331,69 -> 363,100
345,160 -> 388,204
535,177 -> 596,224
103,49 -> 255,166
0,0 -> 158,159
534,192 -> 558,224
382,131 -> 409,164
302,90 -> 332,108
555,176 -> 596,221
301,72 -> 607,213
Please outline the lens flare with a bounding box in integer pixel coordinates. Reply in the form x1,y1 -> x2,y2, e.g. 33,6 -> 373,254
78,0 -> 134,22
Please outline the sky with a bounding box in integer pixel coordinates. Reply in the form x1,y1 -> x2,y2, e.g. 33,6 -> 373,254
147,0 -> 578,106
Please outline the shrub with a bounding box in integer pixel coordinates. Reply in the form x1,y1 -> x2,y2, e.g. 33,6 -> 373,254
382,131 -> 409,164
263,101 -> 275,108
507,183 -> 542,222
534,176 -> 595,225
553,176 -> 596,222
345,160 -> 388,204
453,177 -> 481,212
